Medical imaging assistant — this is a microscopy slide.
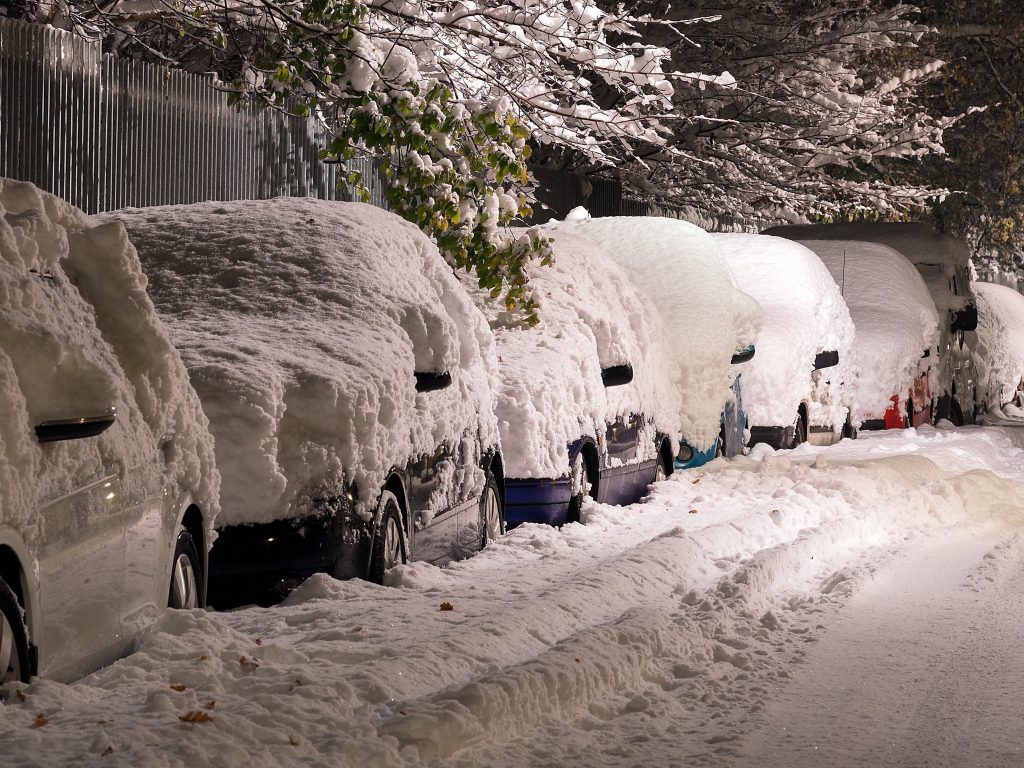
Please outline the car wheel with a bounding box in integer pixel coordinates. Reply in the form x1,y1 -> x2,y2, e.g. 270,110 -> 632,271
368,491 -> 406,584
950,400 -> 965,427
566,451 -> 594,525
715,423 -> 727,458
480,469 -> 505,548
0,578 -> 30,685
906,398 -> 914,429
791,411 -> 807,448
168,528 -> 203,609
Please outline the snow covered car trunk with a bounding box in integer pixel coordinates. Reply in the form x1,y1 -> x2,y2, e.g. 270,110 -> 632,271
106,199 -> 502,607
714,233 -> 856,449
462,229 -> 683,527
545,211 -> 762,467
0,179 -> 218,683
792,240 -> 940,430
973,281 -> 1024,414
765,222 -> 978,425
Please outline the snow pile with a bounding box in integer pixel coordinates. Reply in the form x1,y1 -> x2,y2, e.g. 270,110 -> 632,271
105,199 -> 498,527
765,222 -> 970,313
462,228 -> 682,478
544,210 -> 762,451
3,425 -> 1024,766
795,240 -> 939,424
713,233 -> 855,430
0,178 -> 218,537
973,282 -> 1024,409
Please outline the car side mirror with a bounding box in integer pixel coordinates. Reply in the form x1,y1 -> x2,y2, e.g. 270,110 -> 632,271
813,350 -> 839,370
36,407 -> 117,443
601,364 -> 634,387
414,371 -> 452,393
951,304 -> 978,332
731,345 -> 756,365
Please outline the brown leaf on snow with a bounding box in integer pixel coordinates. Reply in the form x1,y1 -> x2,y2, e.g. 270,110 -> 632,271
692,478 -> 701,484
205,700 -> 216,710
688,508 -> 699,515
101,746 -> 113,756
255,638 -> 263,646
289,736 -> 300,746
32,713 -> 48,728
198,655 -> 209,661
179,711 -> 212,724
239,655 -> 260,670
169,684 -> 187,692
15,689 -> 26,702
439,602 -> 454,611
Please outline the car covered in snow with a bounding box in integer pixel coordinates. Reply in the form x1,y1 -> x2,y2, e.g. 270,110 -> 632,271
108,199 -> 505,607
546,210 -> 762,468
0,179 -> 219,684
784,239 -> 940,431
973,281 -> 1024,415
765,222 -> 978,425
462,228 -> 684,527
713,233 -> 856,448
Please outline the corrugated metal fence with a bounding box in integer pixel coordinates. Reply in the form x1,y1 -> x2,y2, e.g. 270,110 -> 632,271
0,17 -> 386,213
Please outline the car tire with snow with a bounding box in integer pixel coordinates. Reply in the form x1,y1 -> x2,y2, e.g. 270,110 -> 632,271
480,470 -> 505,548
368,491 -> 406,584
791,410 -> 807,448
168,528 -> 203,610
0,578 -> 30,685
566,450 -> 596,525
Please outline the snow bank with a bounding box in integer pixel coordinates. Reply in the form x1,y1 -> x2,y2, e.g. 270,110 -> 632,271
974,282 -> 1024,409
713,233 -> 855,430
0,178 -> 218,538
105,199 -> 499,526
544,211 -> 762,451
462,228 -> 682,479
4,425 -> 1024,766
795,240 -> 940,424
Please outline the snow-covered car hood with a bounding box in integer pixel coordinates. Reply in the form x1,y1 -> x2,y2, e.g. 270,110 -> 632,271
973,281 -> 1024,410
0,178 -> 219,539
544,211 -> 762,451
105,199 -> 499,527
796,240 -> 940,423
714,233 -> 856,430
462,229 -> 682,480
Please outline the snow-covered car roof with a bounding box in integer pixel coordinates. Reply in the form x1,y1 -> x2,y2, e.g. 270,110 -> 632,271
462,228 -> 682,479
0,179 -> 218,536
713,233 -> 855,430
973,282 -> 1024,410
105,198 -> 499,527
764,222 -> 971,313
795,240 -> 940,423
543,210 -> 761,450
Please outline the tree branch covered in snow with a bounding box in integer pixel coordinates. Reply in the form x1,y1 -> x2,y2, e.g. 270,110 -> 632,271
52,0 -> 729,322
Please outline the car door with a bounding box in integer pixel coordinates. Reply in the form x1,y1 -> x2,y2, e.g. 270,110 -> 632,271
603,413 -> 643,504
407,442 -> 461,564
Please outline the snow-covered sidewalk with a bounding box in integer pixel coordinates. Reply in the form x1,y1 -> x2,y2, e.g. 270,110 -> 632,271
3,424 -> 1024,768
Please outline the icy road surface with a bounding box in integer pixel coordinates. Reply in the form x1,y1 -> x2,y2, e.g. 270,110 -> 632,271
3,423 -> 1024,767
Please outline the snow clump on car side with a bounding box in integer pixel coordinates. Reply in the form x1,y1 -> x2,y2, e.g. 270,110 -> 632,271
713,233 -> 856,431
545,210 -> 762,452
106,199 -> 500,528
462,228 -> 684,480
973,281 -> 1024,410
797,240 -> 940,424
0,178 -> 219,538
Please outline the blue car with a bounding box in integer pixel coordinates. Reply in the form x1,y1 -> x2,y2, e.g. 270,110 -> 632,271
676,347 -> 753,469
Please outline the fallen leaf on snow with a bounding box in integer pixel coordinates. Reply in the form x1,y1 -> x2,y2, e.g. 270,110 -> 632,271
439,602 -> 454,611
239,655 -> 260,670
179,711 -> 212,723
205,700 -> 216,710
32,714 -> 48,728
101,746 -> 113,756
15,689 -> 25,702
688,509 -> 699,515
169,684 -> 187,692
290,736 -> 300,746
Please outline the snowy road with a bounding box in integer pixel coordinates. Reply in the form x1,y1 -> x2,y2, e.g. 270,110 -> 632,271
2,424 -> 1024,767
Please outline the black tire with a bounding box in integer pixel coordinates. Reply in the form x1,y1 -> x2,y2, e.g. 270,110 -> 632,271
480,469 -> 505,548
168,528 -> 203,609
906,398 -> 914,429
950,400 -> 965,427
791,411 -> 807,448
0,577 -> 30,685
566,450 -> 596,525
368,491 -> 406,584
842,413 -> 858,440
715,423 -> 728,458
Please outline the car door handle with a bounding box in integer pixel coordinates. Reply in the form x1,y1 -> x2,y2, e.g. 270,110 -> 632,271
36,407 -> 117,443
